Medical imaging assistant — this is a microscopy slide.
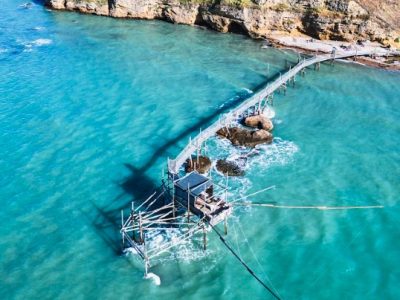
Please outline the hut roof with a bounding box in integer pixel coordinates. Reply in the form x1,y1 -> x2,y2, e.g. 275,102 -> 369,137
175,172 -> 211,196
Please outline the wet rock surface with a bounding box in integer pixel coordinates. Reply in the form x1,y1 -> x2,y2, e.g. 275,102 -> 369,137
244,114 -> 273,131
216,159 -> 244,176
216,127 -> 273,147
185,155 -> 211,174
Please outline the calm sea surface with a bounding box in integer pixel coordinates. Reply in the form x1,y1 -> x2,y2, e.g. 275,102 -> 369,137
1,1 -> 399,299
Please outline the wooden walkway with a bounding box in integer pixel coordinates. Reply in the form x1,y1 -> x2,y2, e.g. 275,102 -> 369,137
168,49 -> 397,174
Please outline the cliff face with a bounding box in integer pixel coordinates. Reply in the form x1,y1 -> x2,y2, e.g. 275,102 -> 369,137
45,0 -> 400,45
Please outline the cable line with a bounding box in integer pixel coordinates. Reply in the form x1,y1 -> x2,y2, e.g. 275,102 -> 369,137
210,224 -> 281,300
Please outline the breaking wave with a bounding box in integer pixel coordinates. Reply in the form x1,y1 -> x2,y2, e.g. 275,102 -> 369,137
248,137 -> 299,169
205,135 -> 298,199
124,227 -> 216,267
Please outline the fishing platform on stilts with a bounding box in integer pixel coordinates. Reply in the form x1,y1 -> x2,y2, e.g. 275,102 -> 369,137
120,48 -> 393,293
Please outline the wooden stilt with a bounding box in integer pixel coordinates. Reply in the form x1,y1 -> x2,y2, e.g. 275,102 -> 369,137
187,183 -> 190,223
139,212 -> 143,244
131,202 -> 135,240
143,233 -> 149,277
203,226 -> 207,250
121,210 -> 125,248
196,143 -> 200,166
172,182 -> 176,218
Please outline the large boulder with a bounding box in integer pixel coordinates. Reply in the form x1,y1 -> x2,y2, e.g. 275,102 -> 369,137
244,114 -> 273,131
216,159 -> 244,176
163,2 -> 200,25
185,156 -> 212,174
216,127 -> 273,148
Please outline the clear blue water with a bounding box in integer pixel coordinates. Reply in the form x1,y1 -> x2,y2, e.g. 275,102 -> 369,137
1,1 -> 399,299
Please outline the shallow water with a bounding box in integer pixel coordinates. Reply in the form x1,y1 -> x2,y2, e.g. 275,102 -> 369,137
1,1 -> 399,299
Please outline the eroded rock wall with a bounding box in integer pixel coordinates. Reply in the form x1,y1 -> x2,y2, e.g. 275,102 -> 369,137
44,0 -> 400,45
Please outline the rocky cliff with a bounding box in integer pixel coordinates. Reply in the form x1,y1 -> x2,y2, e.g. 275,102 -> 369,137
45,0 -> 400,45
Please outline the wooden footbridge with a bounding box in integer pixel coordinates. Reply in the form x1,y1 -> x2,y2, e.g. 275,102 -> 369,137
167,48 -> 397,175
121,47 -> 393,296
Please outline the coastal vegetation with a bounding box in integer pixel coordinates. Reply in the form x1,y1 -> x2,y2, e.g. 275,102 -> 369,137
45,0 -> 400,47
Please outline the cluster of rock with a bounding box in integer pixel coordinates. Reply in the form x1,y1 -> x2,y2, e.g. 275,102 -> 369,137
45,0 -> 400,46
244,114 -> 273,131
216,126 -> 273,148
216,159 -> 245,176
214,114 -> 274,175
185,155 -> 212,174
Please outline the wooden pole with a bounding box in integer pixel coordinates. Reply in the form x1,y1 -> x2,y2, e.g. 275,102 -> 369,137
131,202 -> 135,240
121,210 -> 125,247
187,183 -> 190,223
139,212 -> 143,244
197,141 -> 200,166
172,182 -> 176,218
189,137 -> 193,168
143,233 -> 149,277
203,226 -> 207,251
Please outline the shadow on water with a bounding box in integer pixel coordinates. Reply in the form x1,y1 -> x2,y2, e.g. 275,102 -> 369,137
89,69 -> 288,255
32,0 -> 45,5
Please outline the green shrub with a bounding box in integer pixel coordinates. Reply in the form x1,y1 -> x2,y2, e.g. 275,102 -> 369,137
272,3 -> 290,12
220,0 -> 253,8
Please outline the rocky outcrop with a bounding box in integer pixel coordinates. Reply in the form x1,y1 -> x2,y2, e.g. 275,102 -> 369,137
185,155 -> 212,174
244,114 -> 273,131
216,127 -> 273,147
44,0 -> 400,45
216,159 -> 245,176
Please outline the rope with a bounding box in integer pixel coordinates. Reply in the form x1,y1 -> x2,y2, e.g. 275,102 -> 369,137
232,202 -> 384,210
210,224 -> 281,300
235,219 -> 282,299
230,186 -> 276,203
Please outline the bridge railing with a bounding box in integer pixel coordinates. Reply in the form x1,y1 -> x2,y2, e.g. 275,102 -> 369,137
168,49 -> 391,174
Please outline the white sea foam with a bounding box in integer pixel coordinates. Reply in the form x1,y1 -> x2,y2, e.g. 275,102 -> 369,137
123,247 -> 138,255
32,39 -> 52,46
241,87 -> 254,94
20,38 -> 53,52
218,88 -> 253,109
249,137 -> 299,169
262,105 -> 276,119
145,273 -> 161,286
0,48 -> 7,54
206,135 -> 298,201
19,2 -> 34,9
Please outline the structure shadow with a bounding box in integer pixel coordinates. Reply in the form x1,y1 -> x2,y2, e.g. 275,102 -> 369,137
89,68 -> 289,255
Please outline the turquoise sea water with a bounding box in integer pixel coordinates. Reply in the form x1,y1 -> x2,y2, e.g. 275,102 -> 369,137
1,1 -> 399,299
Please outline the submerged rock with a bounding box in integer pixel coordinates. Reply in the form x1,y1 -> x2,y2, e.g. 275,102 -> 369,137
244,114 -> 274,131
216,127 -> 273,148
185,155 -> 211,174
216,159 -> 245,176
